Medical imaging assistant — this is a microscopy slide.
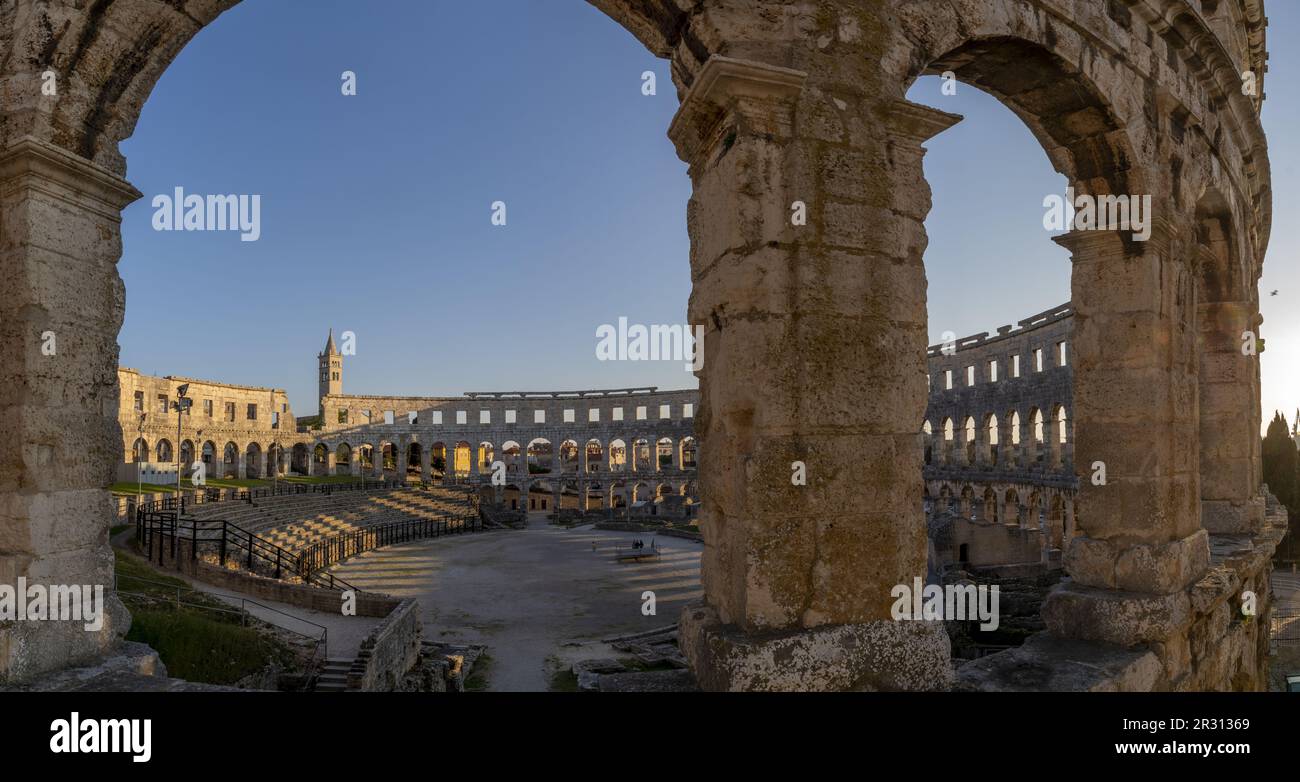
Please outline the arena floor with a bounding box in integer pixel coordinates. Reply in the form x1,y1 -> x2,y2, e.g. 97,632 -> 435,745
327,515 -> 703,691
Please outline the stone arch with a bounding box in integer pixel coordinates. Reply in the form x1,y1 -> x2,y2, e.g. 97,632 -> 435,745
179,439 -> 195,468
223,442 -> 239,478
984,413 -> 999,467
501,441 -> 523,476
336,443 -> 353,475
478,442 -> 496,473
2,0 -> 1271,691
982,486 -> 997,523
959,484 -> 974,518
131,437 -> 149,463
608,439 -> 628,473
941,417 -> 955,465
895,11 -> 1252,655
266,443 -> 284,477
244,442 -> 262,479
585,439 -> 604,474
558,439 -> 580,473
406,441 -> 422,479
1027,490 -> 1043,530
1006,410 -> 1022,467
656,437 -> 674,470
155,438 -> 173,464
1050,405 -> 1069,468
630,438 -> 651,472
1027,408 -> 1044,466
1048,494 -> 1066,549
679,436 -> 697,469
921,421 -> 933,466
449,442 -> 470,477
526,438 -> 552,475
290,443 -> 308,475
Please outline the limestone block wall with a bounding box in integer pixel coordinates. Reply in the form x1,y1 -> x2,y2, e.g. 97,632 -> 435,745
313,388 -> 700,483
351,598 -> 422,692
117,369 -> 297,479
925,304 -> 1074,473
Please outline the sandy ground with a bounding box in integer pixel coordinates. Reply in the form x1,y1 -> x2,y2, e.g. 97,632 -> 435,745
327,514 -> 702,691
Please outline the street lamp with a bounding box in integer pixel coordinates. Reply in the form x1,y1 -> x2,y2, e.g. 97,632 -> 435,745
172,384 -> 191,515
272,437 -> 280,494
135,412 -> 148,511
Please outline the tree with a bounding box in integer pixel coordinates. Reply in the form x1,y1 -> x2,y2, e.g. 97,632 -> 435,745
1262,411 -> 1298,514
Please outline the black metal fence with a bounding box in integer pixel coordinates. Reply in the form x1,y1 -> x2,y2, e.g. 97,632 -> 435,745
298,516 -> 480,581
135,504 -> 480,593
1272,608 -> 1300,642
134,477 -> 402,518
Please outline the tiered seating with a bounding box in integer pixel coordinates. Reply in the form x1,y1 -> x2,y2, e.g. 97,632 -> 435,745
188,487 -> 476,556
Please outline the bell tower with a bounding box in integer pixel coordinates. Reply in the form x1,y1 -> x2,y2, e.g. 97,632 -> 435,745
319,329 -> 342,414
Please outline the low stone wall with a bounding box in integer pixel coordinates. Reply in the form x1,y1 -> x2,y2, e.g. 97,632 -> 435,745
593,521 -> 701,541
144,537 -> 401,617
349,599 -> 422,692
957,493 -> 1289,691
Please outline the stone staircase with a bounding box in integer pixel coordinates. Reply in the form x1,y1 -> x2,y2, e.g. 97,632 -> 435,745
314,657 -> 356,692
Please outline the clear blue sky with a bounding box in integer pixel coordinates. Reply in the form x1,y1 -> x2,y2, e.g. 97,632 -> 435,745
120,0 -> 1296,430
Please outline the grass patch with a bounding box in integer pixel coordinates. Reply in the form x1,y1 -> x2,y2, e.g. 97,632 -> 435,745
280,475 -> 365,485
464,653 -> 493,692
126,609 -> 295,685
202,478 -> 271,489
111,482 -> 179,496
114,550 -> 297,686
113,551 -> 229,612
110,524 -> 130,537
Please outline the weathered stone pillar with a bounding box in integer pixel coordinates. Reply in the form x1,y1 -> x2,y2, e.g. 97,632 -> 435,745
1043,222 -> 1210,650
0,137 -> 135,682
421,443 -> 432,485
443,444 -> 457,485
673,55 -> 954,690
1196,293 -> 1262,533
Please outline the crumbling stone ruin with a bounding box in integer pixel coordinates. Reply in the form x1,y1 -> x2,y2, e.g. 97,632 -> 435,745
0,0 -> 1278,691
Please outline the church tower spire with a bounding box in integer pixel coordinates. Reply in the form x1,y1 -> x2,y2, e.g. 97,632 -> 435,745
318,329 -> 342,415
